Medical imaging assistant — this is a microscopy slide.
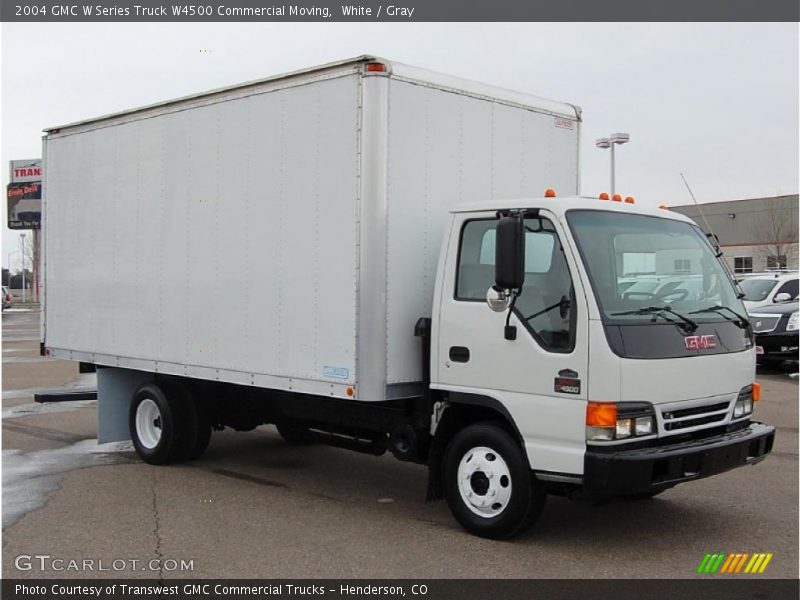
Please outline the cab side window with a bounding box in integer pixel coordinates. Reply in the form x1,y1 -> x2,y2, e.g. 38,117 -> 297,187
456,218 -> 576,352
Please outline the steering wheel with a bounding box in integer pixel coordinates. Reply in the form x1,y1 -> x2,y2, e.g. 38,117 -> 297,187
654,288 -> 689,302
622,291 -> 656,300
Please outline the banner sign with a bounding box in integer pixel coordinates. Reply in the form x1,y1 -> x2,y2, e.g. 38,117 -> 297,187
10,159 -> 44,183
7,181 -> 42,230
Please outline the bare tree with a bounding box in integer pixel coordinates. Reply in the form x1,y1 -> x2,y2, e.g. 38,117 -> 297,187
747,197 -> 799,268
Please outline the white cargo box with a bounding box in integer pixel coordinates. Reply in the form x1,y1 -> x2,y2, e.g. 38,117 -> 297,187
43,56 -> 580,402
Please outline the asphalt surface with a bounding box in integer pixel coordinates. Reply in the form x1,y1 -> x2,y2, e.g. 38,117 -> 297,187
2,309 -> 798,579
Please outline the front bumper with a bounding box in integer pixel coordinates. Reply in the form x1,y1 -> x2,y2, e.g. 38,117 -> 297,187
584,422 -> 775,498
755,332 -> 798,361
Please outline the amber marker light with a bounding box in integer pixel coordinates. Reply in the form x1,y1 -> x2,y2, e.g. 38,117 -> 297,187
586,402 -> 617,426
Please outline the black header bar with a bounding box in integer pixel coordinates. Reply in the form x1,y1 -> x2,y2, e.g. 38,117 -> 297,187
3,0 -> 799,22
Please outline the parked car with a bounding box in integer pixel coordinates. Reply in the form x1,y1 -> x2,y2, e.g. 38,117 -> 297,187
749,301 -> 799,370
2,286 -> 11,310
739,271 -> 798,311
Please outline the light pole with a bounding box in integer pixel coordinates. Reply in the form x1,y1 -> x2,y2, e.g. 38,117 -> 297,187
20,233 -> 26,303
595,133 -> 630,196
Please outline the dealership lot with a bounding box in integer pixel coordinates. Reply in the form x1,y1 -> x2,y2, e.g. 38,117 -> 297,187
2,309 -> 797,579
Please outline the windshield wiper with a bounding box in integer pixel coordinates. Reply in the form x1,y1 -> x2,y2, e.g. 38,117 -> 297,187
688,305 -> 749,329
611,306 -> 698,332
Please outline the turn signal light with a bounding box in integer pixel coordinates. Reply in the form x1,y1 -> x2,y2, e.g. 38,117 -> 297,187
599,192 -> 610,200
752,382 -> 761,401
545,188 -> 556,198
586,402 -> 617,426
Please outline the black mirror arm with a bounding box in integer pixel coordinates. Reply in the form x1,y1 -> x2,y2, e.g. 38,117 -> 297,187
504,291 -> 520,340
524,297 -> 569,323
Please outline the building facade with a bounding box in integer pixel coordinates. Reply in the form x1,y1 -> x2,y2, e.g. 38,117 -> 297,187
670,195 -> 799,274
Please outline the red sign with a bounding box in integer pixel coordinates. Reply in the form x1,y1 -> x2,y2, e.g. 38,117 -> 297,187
13,167 -> 41,179
684,335 -> 717,350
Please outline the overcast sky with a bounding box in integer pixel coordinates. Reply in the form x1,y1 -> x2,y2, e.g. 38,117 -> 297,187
1,22 -> 798,268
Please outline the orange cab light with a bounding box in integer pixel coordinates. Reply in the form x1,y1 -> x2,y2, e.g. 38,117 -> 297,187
612,194 -> 622,202
366,62 -> 386,72
625,196 -> 635,204
586,402 -> 617,427
599,192 -> 610,200
544,188 -> 556,198
346,387 -> 355,397
752,382 -> 761,401
658,204 -> 670,210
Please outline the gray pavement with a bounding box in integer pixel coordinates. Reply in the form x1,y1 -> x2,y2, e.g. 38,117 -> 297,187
2,310 -> 798,578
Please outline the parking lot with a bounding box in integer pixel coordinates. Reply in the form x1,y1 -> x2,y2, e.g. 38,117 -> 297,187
2,309 -> 798,579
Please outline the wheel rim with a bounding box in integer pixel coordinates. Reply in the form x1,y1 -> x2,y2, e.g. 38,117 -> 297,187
135,398 -> 163,450
457,445 -> 512,518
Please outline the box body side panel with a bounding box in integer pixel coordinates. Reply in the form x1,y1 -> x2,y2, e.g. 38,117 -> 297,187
45,75 -> 361,388
385,79 -> 580,385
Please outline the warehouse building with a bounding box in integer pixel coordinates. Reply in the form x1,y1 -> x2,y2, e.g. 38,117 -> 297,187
670,194 -> 799,274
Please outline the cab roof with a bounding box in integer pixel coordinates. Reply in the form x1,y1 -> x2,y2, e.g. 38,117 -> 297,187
452,195 -> 696,224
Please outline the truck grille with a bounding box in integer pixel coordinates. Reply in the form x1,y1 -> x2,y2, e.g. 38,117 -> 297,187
661,401 -> 731,432
750,314 -> 781,333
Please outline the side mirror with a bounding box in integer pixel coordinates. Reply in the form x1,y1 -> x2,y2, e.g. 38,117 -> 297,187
495,215 -> 525,291
774,292 -> 792,303
486,286 -> 511,312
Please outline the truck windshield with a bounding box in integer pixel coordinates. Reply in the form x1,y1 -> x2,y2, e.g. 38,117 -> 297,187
566,210 -> 745,324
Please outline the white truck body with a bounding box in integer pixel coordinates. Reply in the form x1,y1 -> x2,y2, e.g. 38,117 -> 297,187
42,56 -> 580,404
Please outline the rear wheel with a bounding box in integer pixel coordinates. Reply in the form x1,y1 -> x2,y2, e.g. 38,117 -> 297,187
191,401 -> 213,459
443,422 -> 545,539
626,489 -> 667,500
129,382 -> 198,465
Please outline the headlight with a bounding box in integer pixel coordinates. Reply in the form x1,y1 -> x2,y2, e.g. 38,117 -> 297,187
733,385 -> 755,418
787,311 -> 799,331
635,415 -> 654,436
586,402 -> 656,441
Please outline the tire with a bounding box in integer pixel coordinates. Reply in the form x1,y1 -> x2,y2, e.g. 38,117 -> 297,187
191,401 -> 213,459
443,422 -> 545,539
129,382 -> 198,465
276,423 -> 311,444
626,489 -> 667,500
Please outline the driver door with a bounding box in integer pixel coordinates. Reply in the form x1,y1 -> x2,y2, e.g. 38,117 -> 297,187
434,211 -> 590,475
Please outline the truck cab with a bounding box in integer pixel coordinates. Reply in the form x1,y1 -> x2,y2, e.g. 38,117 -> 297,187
427,194 -> 774,538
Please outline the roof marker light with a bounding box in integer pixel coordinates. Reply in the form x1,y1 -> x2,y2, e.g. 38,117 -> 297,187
658,204 -> 670,210
625,196 -> 635,204
545,188 -> 556,198
366,62 -> 386,72
612,194 -> 622,202
599,193 -> 609,200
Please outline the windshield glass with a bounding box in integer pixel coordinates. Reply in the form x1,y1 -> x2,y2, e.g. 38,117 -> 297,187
566,210 -> 745,323
738,278 -> 778,302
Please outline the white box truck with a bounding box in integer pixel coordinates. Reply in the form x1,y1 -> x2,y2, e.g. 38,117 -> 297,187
42,56 -> 774,539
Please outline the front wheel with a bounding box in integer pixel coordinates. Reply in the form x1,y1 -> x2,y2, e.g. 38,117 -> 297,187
443,422 -> 545,539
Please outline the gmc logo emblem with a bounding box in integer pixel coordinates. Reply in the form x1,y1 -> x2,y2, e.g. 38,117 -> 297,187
685,335 -> 717,350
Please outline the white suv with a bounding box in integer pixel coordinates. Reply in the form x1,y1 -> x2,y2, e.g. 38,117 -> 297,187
738,271 -> 799,311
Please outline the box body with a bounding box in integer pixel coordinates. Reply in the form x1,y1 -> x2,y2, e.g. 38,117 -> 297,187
43,57 -> 580,401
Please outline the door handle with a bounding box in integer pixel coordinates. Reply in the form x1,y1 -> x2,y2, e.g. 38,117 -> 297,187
449,346 -> 470,363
